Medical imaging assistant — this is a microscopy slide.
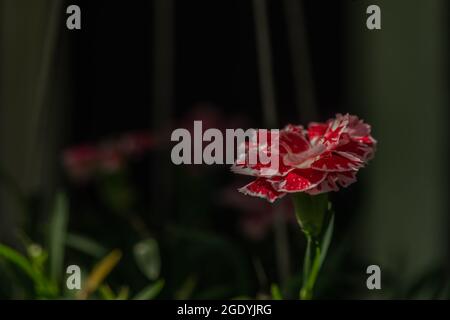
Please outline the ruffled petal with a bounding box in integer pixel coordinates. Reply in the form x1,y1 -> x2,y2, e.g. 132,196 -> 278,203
320,115 -> 349,148
283,124 -> 305,134
231,160 -> 293,177
269,169 -> 326,193
283,143 -> 326,168
307,122 -> 328,145
232,129 -> 289,177
335,139 -> 374,162
354,135 -> 376,146
306,174 -> 339,195
238,178 -> 286,203
279,130 -> 310,155
335,171 -> 357,188
340,113 -> 371,138
311,151 -> 362,172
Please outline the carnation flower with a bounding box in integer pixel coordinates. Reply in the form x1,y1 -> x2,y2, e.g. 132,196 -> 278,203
63,131 -> 157,182
231,114 -> 376,202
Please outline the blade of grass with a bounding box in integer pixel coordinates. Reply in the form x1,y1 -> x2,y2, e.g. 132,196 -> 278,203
271,283 -> 283,300
77,249 -> 122,300
49,192 -> 69,283
116,286 -> 130,300
0,243 -> 37,282
66,233 -> 108,258
98,284 -> 116,300
175,275 -> 197,300
0,243 -> 56,297
134,279 -> 165,300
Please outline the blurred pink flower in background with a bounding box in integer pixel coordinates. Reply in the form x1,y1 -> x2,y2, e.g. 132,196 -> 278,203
62,145 -> 99,182
118,131 -> 158,156
63,131 -> 158,183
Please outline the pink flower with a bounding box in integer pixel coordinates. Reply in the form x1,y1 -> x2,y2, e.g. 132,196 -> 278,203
231,114 -> 376,202
63,131 -> 158,182
117,131 -> 158,157
63,145 -> 99,182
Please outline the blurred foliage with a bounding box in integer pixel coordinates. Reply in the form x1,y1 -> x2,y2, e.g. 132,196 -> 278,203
1,161 -> 449,300
0,189 -> 164,300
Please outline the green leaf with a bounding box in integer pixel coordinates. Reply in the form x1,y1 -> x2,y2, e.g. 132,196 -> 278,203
98,284 -> 116,300
271,283 -> 283,300
116,286 -> 130,300
133,238 -> 161,281
134,279 -> 165,300
303,237 -> 312,285
319,213 -> 334,267
78,249 -> 122,299
175,275 -> 198,300
0,244 -> 37,282
48,192 -> 69,283
0,244 -> 59,298
28,244 -> 48,272
66,233 -> 108,258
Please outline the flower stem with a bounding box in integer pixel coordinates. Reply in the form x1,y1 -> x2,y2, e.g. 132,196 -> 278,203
300,237 -> 321,300
292,193 -> 334,300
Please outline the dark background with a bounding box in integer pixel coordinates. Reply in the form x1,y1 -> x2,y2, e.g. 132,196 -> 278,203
69,0 -> 344,139
0,0 -> 448,299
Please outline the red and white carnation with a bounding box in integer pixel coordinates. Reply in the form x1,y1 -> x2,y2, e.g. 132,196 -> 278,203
231,114 -> 377,202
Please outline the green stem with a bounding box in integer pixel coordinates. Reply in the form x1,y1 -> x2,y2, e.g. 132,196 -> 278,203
292,193 -> 334,300
300,238 -> 321,300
